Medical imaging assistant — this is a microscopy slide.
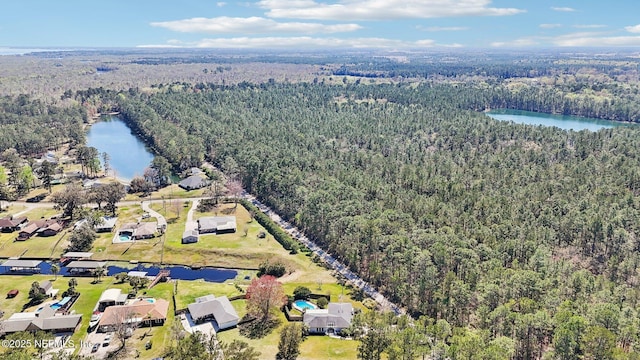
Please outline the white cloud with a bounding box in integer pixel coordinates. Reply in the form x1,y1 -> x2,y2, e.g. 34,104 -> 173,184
418,26 -> 468,32
139,36 -> 451,49
625,24 -> 640,33
552,32 -> 640,47
551,7 -> 576,12
572,24 -> 606,29
258,0 -> 524,20
539,23 -> 562,29
492,31 -> 640,48
491,38 -> 540,47
150,16 -> 362,34
217,2 -> 226,6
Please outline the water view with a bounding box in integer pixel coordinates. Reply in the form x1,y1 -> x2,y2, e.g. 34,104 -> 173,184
31,262 -> 238,283
86,116 -> 155,181
486,109 -> 633,131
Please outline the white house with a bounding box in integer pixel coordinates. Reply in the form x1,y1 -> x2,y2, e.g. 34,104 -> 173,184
303,303 -> 353,334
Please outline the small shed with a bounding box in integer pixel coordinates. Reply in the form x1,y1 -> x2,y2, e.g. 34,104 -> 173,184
7,289 -> 18,298
182,230 -> 199,244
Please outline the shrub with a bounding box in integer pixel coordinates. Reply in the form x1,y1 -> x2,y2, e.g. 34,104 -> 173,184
258,261 -> 287,278
293,286 -> 311,300
316,296 -> 328,309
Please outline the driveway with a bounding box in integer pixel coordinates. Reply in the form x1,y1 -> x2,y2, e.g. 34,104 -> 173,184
184,199 -> 200,233
141,200 -> 167,230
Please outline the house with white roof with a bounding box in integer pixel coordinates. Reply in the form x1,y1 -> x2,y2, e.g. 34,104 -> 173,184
303,303 -> 354,334
187,294 -> 240,330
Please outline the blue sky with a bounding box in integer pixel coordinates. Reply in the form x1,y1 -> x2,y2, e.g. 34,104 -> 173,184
2,0 -> 640,49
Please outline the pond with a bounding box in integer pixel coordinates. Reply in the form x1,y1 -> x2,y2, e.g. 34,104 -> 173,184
486,109 -> 634,131
86,116 -> 155,181
32,262 -> 238,283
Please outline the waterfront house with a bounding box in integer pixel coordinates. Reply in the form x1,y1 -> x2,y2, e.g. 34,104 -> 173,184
97,298 -> 169,333
187,294 -> 239,330
0,310 -> 82,336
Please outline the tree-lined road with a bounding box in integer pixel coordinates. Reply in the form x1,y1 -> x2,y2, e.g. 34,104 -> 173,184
242,192 -> 404,315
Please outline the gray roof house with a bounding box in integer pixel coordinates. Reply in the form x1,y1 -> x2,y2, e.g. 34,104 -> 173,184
303,303 -> 354,334
95,217 -> 118,232
178,175 -> 208,191
187,295 -> 240,330
198,216 -> 237,234
0,311 -> 82,336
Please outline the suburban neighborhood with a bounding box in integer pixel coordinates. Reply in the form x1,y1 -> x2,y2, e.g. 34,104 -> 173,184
0,144 -> 375,360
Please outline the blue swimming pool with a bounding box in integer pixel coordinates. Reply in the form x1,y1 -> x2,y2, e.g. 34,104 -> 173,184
293,300 -> 317,311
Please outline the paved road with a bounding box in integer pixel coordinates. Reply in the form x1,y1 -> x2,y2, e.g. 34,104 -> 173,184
241,192 -> 404,315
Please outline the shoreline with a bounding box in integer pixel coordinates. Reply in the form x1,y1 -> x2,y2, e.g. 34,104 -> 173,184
0,256 -> 259,272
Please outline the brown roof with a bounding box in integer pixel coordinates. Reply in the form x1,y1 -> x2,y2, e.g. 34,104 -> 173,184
0,216 -> 27,228
98,299 -> 169,327
19,223 -> 39,235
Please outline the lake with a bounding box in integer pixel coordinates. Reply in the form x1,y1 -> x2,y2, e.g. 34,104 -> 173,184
86,116 -> 155,181
486,109 -> 632,131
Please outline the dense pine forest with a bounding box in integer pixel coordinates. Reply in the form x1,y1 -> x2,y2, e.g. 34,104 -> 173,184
4,49 -> 640,358
87,79 -> 640,358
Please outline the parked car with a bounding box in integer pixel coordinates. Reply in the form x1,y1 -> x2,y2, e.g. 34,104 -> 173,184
26,194 -> 46,203
91,343 -> 99,353
103,334 -> 111,347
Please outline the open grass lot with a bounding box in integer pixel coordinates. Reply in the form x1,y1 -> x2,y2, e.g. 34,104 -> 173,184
173,278 -> 248,310
158,202 -> 304,269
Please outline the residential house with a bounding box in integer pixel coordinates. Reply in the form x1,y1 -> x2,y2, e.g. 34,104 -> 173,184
187,294 -> 239,330
303,303 -> 354,334
95,217 -> 118,233
178,175 -> 208,191
181,230 -> 199,244
197,216 -> 237,234
97,298 -> 169,333
120,222 -> 157,240
133,222 -> 157,240
17,219 -> 63,240
0,309 -> 82,336
0,216 -> 28,232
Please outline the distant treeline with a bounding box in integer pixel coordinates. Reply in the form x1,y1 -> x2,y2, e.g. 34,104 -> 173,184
0,94 -> 86,155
